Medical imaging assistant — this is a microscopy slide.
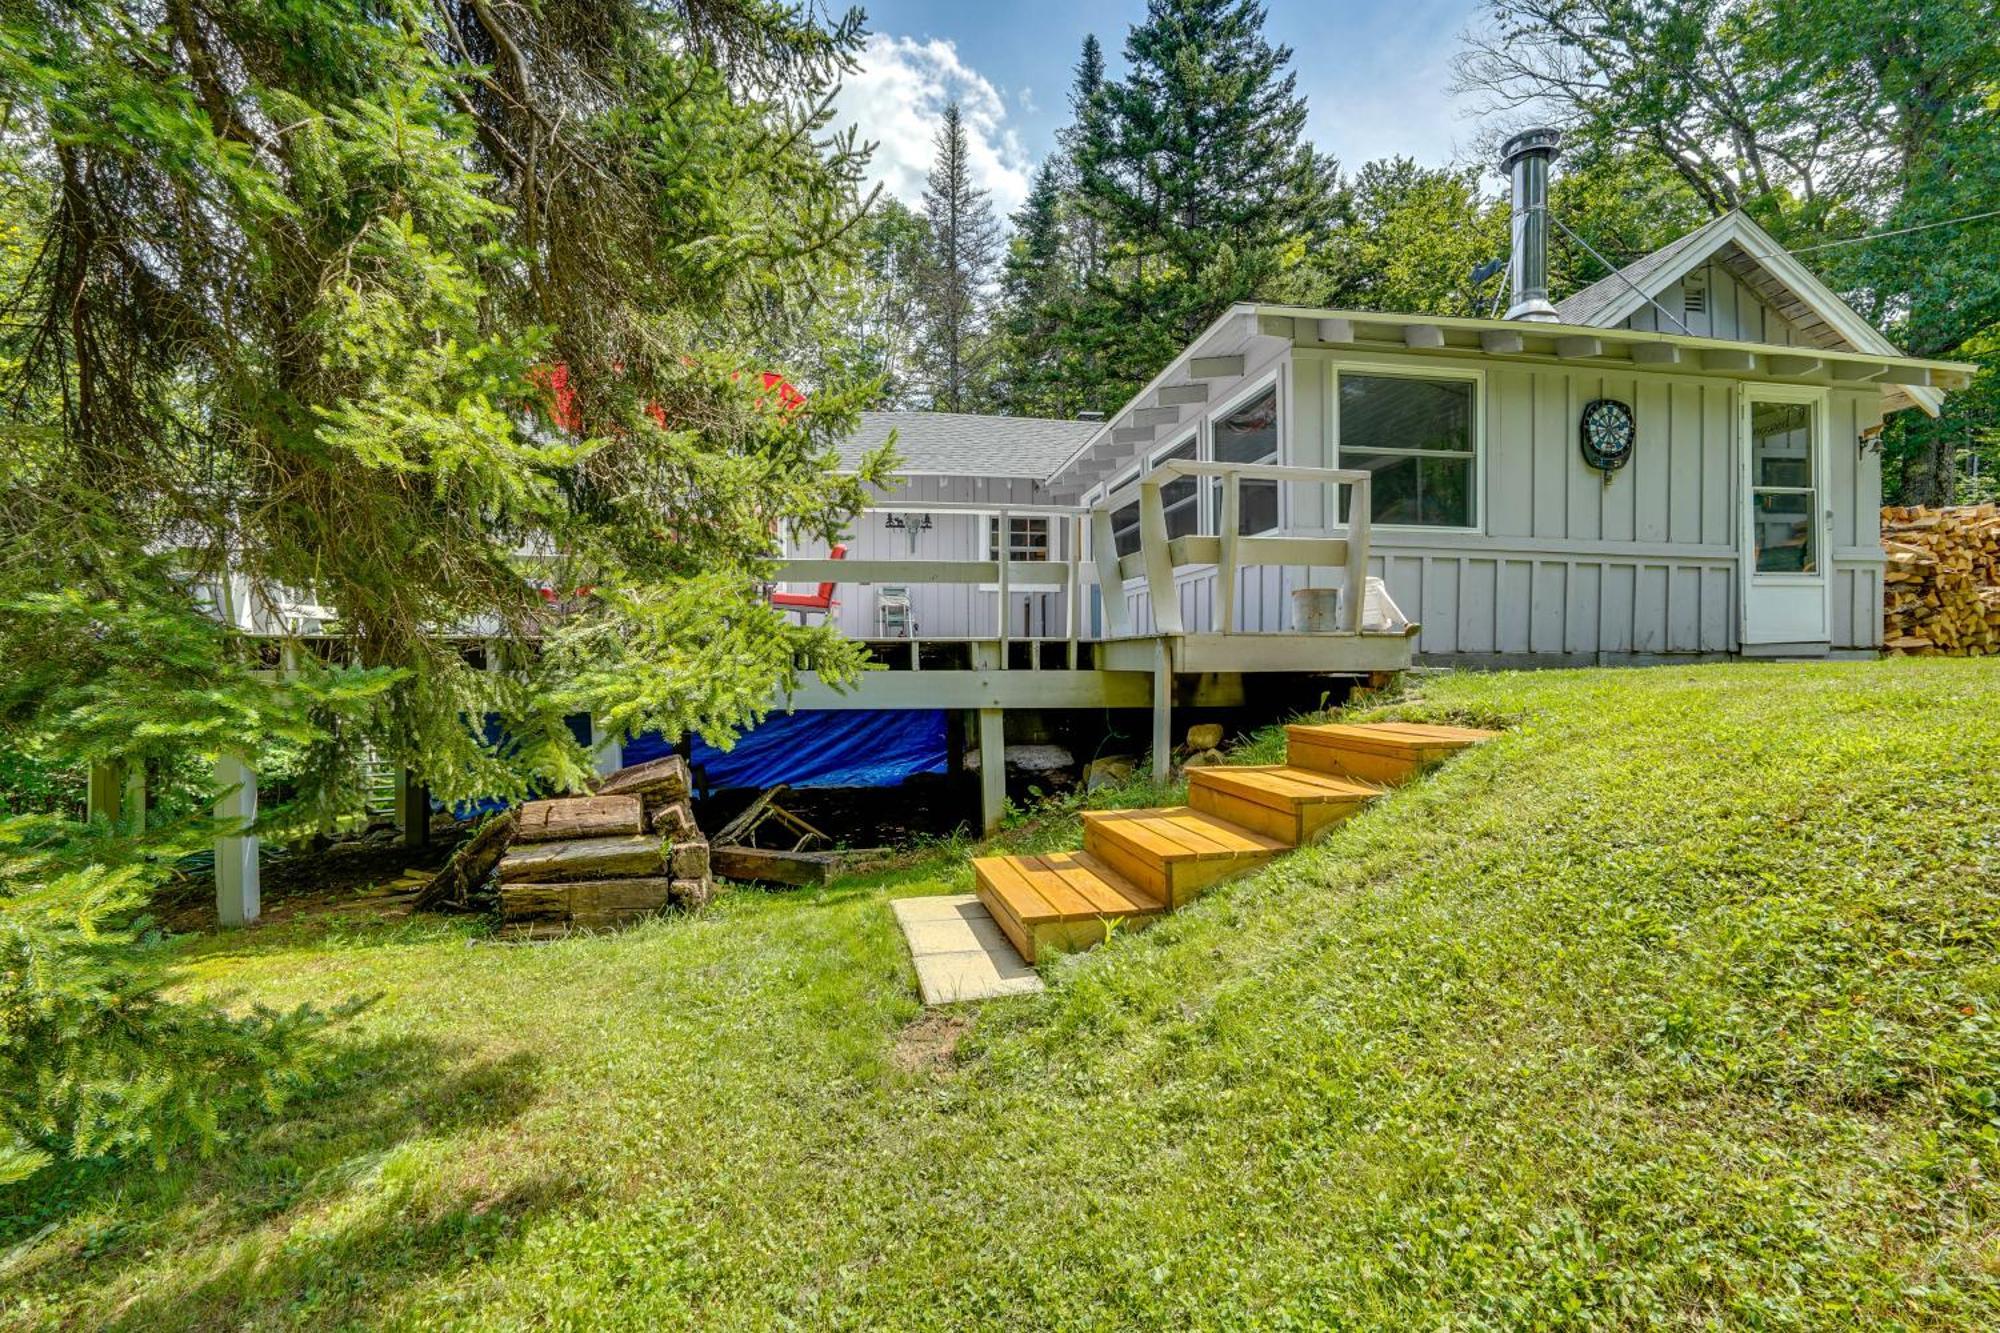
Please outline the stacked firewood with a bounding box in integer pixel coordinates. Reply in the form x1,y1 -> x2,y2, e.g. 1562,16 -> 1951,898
1882,505 -> 2000,656
416,754 -> 712,936
496,755 -> 712,936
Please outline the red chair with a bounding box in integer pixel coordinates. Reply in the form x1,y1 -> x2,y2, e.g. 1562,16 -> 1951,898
771,543 -> 845,623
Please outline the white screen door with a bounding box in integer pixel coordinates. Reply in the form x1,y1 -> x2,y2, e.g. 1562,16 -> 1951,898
1739,388 -> 1831,646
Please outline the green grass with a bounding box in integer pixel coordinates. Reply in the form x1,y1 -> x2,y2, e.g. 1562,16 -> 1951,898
6,659 -> 2000,1329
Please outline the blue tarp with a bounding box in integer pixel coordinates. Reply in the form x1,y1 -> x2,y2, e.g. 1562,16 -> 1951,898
626,709 -> 948,791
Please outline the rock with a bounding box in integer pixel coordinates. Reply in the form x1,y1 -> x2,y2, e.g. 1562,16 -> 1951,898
1184,723 -> 1224,751
1183,748 -> 1227,768
1082,756 -> 1136,791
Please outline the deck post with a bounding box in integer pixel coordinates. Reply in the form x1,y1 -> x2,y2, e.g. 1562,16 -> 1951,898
85,761 -> 122,825
1343,474 -> 1372,632
588,716 -> 623,777
1090,507 -> 1131,638
214,751 -> 260,926
123,762 -> 147,834
973,640 -> 1006,835
395,768 -> 430,848
1151,638 -> 1172,782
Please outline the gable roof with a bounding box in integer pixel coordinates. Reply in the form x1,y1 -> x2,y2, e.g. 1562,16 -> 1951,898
1555,211 -> 1944,415
838,411 -> 1101,479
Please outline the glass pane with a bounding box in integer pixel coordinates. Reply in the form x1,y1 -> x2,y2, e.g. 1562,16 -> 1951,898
1340,374 -> 1473,452
1112,502 -> 1140,558
1341,450 -> 1472,527
1213,478 -> 1281,533
1215,387 -> 1278,464
1158,439 -> 1199,538
1753,490 -> 1817,573
1751,401 -> 1813,488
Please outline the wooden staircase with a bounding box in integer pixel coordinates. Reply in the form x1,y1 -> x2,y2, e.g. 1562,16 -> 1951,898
974,721 -> 1494,963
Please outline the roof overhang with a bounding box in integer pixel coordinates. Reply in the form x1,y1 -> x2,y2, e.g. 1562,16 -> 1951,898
1048,301 -> 1978,493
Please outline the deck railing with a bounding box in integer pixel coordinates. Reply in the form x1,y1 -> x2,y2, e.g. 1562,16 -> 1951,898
1092,461 -> 1373,637
772,461 -> 1375,650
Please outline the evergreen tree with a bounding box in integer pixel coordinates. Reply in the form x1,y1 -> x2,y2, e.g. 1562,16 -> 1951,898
849,198 -> 935,408
1069,0 -> 1341,408
990,163 -> 1071,417
0,0 -> 887,1181
1057,35 -> 1109,286
916,103 -> 1002,412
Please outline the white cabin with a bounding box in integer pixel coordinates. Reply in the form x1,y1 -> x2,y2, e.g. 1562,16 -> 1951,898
786,210 -> 1974,666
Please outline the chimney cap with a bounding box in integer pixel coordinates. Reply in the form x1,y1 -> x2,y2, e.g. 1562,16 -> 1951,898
1500,126 -> 1562,172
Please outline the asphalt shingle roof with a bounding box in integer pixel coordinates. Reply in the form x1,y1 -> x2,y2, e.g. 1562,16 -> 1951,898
837,411 -> 1101,480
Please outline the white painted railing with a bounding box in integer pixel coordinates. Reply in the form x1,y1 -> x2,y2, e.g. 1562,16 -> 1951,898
773,461 -> 1375,647
1091,461 -> 1373,636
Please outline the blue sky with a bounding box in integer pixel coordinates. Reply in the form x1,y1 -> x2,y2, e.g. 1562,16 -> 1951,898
834,0 -> 1494,217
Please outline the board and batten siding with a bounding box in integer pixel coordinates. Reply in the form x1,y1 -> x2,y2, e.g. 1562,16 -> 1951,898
1300,352 -> 1885,659
1104,345 -> 1886,658
1618,258 -> 1811,346
782,474 -> 1074,640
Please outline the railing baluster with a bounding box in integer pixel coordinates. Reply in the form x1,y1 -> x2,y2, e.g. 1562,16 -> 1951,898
1138,480 -> 1181,635
1217,471 -> 1240,634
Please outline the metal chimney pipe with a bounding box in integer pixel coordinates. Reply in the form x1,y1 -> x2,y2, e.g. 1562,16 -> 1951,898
1501,127 -> 1562,322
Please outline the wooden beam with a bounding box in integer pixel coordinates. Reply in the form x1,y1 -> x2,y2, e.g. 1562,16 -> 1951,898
1189,355 -> 1245,379
1132,406 -> 1180,427
395,769 -> 430,849
1316,317 -> 1355,344
1766,354 -> 1824,377
1830,361 -> 1888,383
1113,426 -> 1155,445
1151,639 -> 1172,783
1556,336 -> 1604,359
1879,365 -> 1933,387
1630,343 -> 1684,365
1257,315 -> 1296,339
1702,349 -> 1758,372
1157,382 -> 1209,406
1403,324 -> 1447,349
1479,330 -> 1524,355
711,845 -> 840,888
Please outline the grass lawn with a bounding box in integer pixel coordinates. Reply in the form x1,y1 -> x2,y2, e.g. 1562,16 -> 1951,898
6,659 -> 2000,1329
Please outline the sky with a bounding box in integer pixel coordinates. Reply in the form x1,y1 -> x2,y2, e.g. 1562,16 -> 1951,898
832,0 -> 1494,219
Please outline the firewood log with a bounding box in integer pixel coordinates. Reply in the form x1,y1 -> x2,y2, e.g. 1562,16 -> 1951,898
497,834 -> 665,883
515,795 -> 644,842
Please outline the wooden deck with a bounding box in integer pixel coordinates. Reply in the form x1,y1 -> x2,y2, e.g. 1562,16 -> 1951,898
970,722 -> 1494,964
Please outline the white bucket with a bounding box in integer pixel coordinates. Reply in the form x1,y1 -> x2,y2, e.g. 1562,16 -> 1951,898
1290,587 -> 1342,633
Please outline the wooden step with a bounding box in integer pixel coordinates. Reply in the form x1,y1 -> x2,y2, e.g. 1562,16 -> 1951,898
974,850 -> 1166,963
1286,721 -> 1496,784
1081,806 -> 1285,908
1186,765 -> 1381,845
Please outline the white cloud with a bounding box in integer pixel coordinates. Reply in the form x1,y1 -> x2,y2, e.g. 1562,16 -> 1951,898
834,34 -> 1033,218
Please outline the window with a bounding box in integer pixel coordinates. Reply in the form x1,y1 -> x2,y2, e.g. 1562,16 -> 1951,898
1749,400 -> 1816,573
1337,372 -> 1477,528
1156,436 -> 1201,540
1212,385 -> 1280,534
988,514 -> 1051,563
1108,470 -> 1142,558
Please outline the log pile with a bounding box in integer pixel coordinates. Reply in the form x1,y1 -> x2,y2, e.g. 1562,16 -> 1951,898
1882,505 -> 2000,656
497,756 -> 712,936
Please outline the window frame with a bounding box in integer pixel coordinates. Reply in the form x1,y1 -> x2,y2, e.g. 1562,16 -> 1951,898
1328,359 -> 1486,535
986,512 -> 1052,564
1207,367 -> 1288,538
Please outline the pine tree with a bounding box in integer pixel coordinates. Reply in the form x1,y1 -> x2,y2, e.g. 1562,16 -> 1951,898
1070,0 -> 1341,403
991,162 -> 1071,417
1058,35 -> 1109,286
916,103 -> 1002,412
